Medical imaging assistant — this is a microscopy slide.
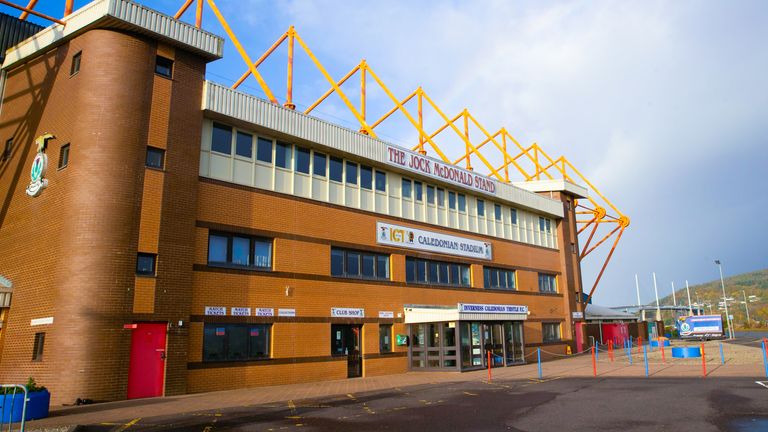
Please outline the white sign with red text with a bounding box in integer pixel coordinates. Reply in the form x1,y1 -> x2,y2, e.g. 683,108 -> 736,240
377,221 -> 492,260
386,145 -> 497,196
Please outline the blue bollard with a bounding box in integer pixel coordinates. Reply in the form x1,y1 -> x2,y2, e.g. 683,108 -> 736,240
628,345 -> 633,365
762,342 -> 768,378
719,343 -> 725,365
595,344 -> 599,361
644,345 -> 649,377
537,348 -> 542,379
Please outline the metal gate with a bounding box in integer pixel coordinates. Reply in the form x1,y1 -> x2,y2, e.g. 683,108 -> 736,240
0,384 -> 28,432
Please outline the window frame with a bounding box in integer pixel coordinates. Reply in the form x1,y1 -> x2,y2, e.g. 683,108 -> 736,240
145,146 -> 164,170
379,324 -> 393,353
235,131 -> 253,159
483,266 -> 517,290
202,323 -> 272,362
313,151 -> 327,177
136,252 -> 157,277
2,138 -> 12,162
330,247 -> 390,280
70,51 -> 82,76
58,143 -> 71,170
405,256 -> 470,287
542,323 -> 561,343
32,332 -> 45,361
207,232 -> 273,270
538,273 -> 558,293
275,141 -> 292,169
477,199 -> 485,217
155,55 -> 173,78
211,122 -> 233,156
295,146 -> 311,174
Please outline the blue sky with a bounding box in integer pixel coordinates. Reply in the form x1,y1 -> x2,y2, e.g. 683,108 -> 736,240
6,0 -> 768,307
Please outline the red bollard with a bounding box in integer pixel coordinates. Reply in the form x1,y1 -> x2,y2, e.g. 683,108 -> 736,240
701,343 -> 707,378
591,345 -> 597,377
487,350 -> 492,382
660,342 -> 666,364
608,340 -> 614,362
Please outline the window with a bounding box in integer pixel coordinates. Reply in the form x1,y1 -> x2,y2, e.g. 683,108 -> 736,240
1,139 -> 11,161
32,332 -> 45,361
448,191 -> 456,209
426,185 -> 435,205
458,194 -> 466,212
477,199 -> 485,217
414,181 -> 423,201
275,141 -> 291,169
379,325 -> 392,353
329,156 -> 343,182
313,152 -> 327,176
145,146 -> 164,169
346,161 -> 358,185
405,257 -> 470,287
256,137 -> 272,163
542,323 -> 561,343
402,178 -> 412,199
235,131 -> 252,159
510,208 -> 518,225
203,323 -> 271,362
70,51 -> 81,76
375,170 -> 386,192
437,188 -> 445,207
207,232 -> 272,269
494,204 -> 502,221
155,55 -> 173,78
360,165 -> 373,190
539,217 -> 552,233
295,146 -> 310,174
59,143 -> 71,169
136,253 -> 157,276
538,273 -> 557,293
211,123 -> 232,155
331,247 -> 389,280
483,267 -> 516,290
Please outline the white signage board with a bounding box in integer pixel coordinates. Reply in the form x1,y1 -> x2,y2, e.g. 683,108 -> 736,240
379,311 -> 394,319
278,308 -> 296,317
256,308 -> 275,317
332,307 -> 365,318
231,307 -> 251,316
377,222 -> 492,260
30,317 -> 54,326
204,306 -> 226,316
458,303 -> 528,314
386,145 -> 497,196
572,311 -> 584,320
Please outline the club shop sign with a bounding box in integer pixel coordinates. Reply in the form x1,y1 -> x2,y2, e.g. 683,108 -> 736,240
377,222 -> 492,260
386,145 -> 497,196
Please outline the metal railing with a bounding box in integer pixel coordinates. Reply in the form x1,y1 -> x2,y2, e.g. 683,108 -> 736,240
0,384 -> 28,432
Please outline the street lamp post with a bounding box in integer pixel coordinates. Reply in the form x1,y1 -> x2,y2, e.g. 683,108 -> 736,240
715,260 -> 734,339
742,290 -> 751,324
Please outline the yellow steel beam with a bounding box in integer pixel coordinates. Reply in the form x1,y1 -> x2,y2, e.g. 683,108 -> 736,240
206,0 -> 278,104
18,0 -> 37,20
232,31 -> 289,90
305,63 -> 361,115
174,0 -> 194,19
369,88 -> 417,129
584,226 -> 626,305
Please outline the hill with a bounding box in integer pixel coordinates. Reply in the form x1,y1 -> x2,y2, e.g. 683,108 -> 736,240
656,268 -> 768,328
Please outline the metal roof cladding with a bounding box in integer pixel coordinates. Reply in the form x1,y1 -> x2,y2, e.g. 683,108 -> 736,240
0,11 -> 44,63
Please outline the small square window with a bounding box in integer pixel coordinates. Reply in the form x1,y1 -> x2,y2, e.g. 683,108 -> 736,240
155,56 -> 173,78
32,332 -> 45,361
57,144 -> 70,169
235,131 -> 253,159
145,147 -> 164,169
70,52 -> 81,76
136,253 -> 157,276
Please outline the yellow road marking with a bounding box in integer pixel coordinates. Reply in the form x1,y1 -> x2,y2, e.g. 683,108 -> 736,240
114,418 -> 141,432
463,391 -> 478,396
346,393 -> 357,400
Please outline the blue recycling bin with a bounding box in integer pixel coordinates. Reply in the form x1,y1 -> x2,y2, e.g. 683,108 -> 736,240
0,390 -> 50,422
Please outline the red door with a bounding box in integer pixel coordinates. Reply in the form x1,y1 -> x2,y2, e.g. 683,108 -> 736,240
127,323 -> 167,399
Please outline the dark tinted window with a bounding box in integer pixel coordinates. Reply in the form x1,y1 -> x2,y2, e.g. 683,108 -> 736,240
510,208 -> 518,224
275,142 -> 291,168
32,333 -> 45,361
360,165 -> 373,190
437,188 -> 445,207
295,146 -> 310,173
203,323 -> 271,362
155,55 -> 173,78
379,325 -> 392,353
2,139 -> 11,161
495,204 -> 502,221
484,267 -> 516,290
426,185 -> 435,204
256,137 -> 272,163
458,194 -> 466,212
145,146 -> 163,169
329,157 -> 343,182
235,131 -> 252,158
136,253 -> 156,276
331,248 -> 389,280
207,233 -> 272,269
59,143 -> 71,169
331,248 -> 344,276
449,191 -> 456,209
405,257 -> 469,287
402,178 -> 412,198
313,152 -> 327,176
70,52 -> 81,76
346,162 -> 358,185
375,170 -> 386,192
414,181 -> 423,201
211,123 -> 232,155
477,199 -> 485,216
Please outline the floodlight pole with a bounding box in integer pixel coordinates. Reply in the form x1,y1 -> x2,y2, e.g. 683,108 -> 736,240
742,290 -> 751,324
715,260 -> 734,339
685,280 -> 693,316
635,274 -> 645,321
671,281 -> 677,306
653,272 -> 661,321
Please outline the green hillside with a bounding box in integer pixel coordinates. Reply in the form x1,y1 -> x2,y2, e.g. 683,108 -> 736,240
656,268 -> 768,328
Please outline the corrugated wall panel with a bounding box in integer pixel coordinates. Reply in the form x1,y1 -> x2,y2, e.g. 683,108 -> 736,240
203,82 -> 564,217
0,12 -> 44,63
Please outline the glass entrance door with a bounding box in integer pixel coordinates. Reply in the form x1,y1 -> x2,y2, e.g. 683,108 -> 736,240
483,323 -> 505,367
504,322 -> 525,364
331,324 -> 362,378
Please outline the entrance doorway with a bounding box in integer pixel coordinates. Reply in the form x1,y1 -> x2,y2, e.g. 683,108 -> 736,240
331,324 -> 362,378
483,323 -> 505,367
127,322 -> 167,399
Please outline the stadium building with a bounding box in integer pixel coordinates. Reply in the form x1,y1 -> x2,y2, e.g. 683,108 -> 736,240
0,0 -> 588,404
